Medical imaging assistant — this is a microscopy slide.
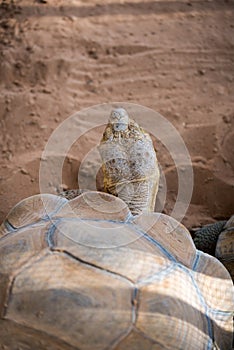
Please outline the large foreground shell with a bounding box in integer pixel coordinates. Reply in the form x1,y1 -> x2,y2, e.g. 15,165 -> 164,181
0,192 -> 233,350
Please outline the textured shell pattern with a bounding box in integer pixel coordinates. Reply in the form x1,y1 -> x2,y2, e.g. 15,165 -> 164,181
0,192 -> 233,350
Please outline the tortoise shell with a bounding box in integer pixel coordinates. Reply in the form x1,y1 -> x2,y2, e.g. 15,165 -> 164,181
0,192 -> 233,350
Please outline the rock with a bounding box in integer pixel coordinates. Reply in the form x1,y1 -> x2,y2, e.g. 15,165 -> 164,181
20,168 -> 29,175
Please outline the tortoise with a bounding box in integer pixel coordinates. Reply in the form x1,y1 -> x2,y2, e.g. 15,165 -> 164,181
0,191 -> 233,350
193,215 -> 234,280
60,107 -> 234,281
98,107 -> 160,215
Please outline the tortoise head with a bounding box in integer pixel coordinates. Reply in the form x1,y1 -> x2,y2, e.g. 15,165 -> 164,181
109,108 -> 129,132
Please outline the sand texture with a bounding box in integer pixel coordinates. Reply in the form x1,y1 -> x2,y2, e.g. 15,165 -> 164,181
0,0 -> 233,228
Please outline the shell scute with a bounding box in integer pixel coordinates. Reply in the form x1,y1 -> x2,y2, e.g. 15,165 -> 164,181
134,212 -> 196,268
53,191 -> 130,222
50,219 -> 171,284
136,267 -> 211,350
6,252 -> 132,350
0,194 -> 67,235
0,192 -> 233,349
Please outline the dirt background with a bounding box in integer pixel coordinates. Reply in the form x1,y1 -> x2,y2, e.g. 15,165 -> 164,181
0,0 -> 233,229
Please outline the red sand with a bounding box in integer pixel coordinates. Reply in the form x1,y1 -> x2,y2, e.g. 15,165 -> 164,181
0,0 -> 233,228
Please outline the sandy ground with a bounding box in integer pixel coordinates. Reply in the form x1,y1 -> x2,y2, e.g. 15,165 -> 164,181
0,0 -> 234,229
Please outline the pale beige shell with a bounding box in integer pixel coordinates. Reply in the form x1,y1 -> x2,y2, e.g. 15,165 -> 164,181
0,192 -> 233,350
